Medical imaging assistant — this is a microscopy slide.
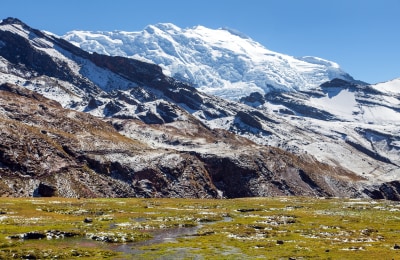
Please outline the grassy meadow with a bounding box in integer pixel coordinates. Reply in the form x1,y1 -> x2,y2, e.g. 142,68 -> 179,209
0,197 -> 399,259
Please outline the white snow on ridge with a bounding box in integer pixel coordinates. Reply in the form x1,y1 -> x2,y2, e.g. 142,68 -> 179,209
0,23 -> 30,38
63,23 -> 353,100
372,78 -> 400,94
0,23 -> 55,50
0,22 -> 139,95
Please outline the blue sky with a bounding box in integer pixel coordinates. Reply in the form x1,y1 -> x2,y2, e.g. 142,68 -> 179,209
1,0 -> 399,84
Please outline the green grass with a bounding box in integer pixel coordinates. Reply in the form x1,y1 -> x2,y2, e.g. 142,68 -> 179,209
0,197 -> 399,259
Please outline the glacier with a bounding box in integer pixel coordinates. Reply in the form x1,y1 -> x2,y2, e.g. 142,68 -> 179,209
63,23 -> 355,100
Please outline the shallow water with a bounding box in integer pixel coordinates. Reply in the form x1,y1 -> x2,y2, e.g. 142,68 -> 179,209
64,217 -> 232,257
111,225 -> 201,255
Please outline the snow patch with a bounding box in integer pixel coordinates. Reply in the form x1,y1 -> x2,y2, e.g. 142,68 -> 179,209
361,106 -> 400,124
310,89 -> 358,120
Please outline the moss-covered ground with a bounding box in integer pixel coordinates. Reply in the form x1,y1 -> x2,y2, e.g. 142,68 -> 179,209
0,197 -> 399,259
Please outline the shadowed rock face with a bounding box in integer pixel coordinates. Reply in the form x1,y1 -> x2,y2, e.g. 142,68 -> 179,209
0,83 -> 380,199
89,52 -> 164,85
35,183 -> 57,197
362,181 -> 400,201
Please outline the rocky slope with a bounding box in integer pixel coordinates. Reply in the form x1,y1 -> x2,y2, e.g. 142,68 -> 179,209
1,82 -> 377,198
0,17 -> 399,199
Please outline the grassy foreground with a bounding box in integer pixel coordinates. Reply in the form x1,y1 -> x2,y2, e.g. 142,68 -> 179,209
0,197 -> 399,259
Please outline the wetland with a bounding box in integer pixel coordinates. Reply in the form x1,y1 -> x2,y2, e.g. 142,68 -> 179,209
0,197 -> 399,259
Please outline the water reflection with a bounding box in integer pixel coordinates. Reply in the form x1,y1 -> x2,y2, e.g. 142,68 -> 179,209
111,216 -> 232,255
58,216 -> 233,257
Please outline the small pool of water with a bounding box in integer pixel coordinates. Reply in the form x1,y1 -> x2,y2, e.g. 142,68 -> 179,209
41,216 -> 233,257
110,225 -> 201,255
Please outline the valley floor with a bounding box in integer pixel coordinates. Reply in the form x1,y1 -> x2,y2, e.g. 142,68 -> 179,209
0,197 -> 399,259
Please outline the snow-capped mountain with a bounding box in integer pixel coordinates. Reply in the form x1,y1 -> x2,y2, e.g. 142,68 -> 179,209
1,17 -> 399,199
62,23 -> 399,180
63,23 -> 355,100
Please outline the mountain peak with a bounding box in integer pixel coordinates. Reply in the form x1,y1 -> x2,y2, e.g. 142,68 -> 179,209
151,23 -> 181,32
64,23 -> 354,100
0,17 -> 25,26
0,17 -> 34,33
